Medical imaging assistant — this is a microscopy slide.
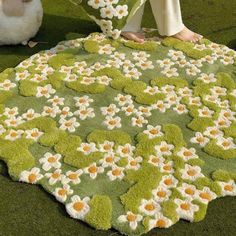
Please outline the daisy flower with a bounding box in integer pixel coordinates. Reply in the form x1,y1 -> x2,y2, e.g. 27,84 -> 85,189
203,126 -> 223,139
156,58 -> 174,68
143,86 -> 160,95
218,180 -> 236,196
196,187 -> 217,204
103,116 -> 122,130
45,169 -> 64,185
178,87 -> 192,97
136,60 -> 154,70
118,211 -> 143,230
214,117 -> 231,128
100,5 -> 115,19
4,116 -> 24,127
121,105 -> 137,116
197,73 -> 217,84
107,165 -> 125,181
220,56 -> 234,65
59,107 -> 73,118
143,125 -> 164,139
174,198 -> 199,222
42,106 -> 60,118
186,66 -> 201,76
59,117 -> 80,132
152,187 -> 172,202
4,129 -> 24,141
216,137 -> 236,150
53,184 -> 73,203
159,161 -> 174,174
22,109 -> 41,121
219,109 -> 236,121
210,86 -> 227,96
176,59 -> 189,68
161,85 -> 176,94
39,152 -> 62,171
84,163 -> 104,179
36,84 -> 56,98
96,75 -> 112,85
159,175 -> 178,188
74,95 -> 93,107
98,44 -> 115,55
148,213 -> 173,229
139,199 -> 161,216
116,143 -> 135,158
173,103 -> 188,114
98,141 -> 115,153
164,93 -> 181,106
131,116 -> 148,128
198,107 -> 214,117
80,76 -> 96,85
114,94 -> 133,106
99,153 -> 120,168
47,95 -> 65,106
148,155 -> 165,167
155,141 -> 174,156
151,101 -> 170,113
30,74 -> 47,83
88,0 -> 106,9
123,67 -> 142,80
126,156 -> 143,170
3,107 -> 18,117
161,67 -> 179,77
100,104 -> 120,116
188,97 -> 202,106
15,70 -> 30,81
63,170 -> 83,185
114,5 -> 128,19
168,50 -> 185,60
77,142 -> 98,155
180,164 -> 204,181
132,51 -> 150,61
66,195 -> 90,220
176,147 -> 199,161
19,167 -> 43,184
177,183 -> 198,199
74,106 -> 95,120
25,128 -> 44,141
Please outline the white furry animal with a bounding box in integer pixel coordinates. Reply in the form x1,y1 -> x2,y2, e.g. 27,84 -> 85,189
0,0 -> 43,45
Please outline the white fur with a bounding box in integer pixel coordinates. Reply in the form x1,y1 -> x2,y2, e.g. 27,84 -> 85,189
0,0 -> 43,45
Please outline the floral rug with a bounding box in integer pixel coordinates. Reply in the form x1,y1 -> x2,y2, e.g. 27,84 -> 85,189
0,30 -> 236,236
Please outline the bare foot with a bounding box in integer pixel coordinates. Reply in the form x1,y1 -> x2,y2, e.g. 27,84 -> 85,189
121,31 -> 145,43
173,26 -> 203,43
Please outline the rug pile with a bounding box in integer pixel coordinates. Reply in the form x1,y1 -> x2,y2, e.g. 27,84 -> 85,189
0,31 -> 236,235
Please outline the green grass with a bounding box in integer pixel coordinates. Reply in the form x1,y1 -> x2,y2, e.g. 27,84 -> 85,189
0,0 -> 236,235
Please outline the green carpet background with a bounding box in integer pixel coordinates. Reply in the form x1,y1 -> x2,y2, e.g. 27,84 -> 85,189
0,0 -> 236,235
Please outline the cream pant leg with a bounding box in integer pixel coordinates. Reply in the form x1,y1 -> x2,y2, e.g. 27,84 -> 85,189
122,0 -> 185,36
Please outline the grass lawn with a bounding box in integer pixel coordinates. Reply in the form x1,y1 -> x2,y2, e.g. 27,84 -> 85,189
0,0 -> 236,235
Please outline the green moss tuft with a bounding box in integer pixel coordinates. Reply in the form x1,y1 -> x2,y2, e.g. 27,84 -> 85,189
85,195 -> 112,230
121,163 -> 162,213
211,169 -> 236,182
123,40 -> 158,51
83,40 -> 99,53
87,130 -> 132,145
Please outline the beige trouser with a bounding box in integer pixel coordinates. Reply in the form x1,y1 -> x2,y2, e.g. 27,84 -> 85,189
122,0 -> 185,36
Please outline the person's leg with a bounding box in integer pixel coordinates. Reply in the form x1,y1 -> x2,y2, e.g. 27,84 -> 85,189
149,0 -> 202,42
121,3 -> 146,43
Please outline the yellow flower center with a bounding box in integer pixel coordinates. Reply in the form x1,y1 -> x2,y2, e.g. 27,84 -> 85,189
73,202 -> 84,212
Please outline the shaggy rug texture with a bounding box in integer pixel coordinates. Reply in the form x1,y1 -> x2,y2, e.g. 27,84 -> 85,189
0,31 -> 236,236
